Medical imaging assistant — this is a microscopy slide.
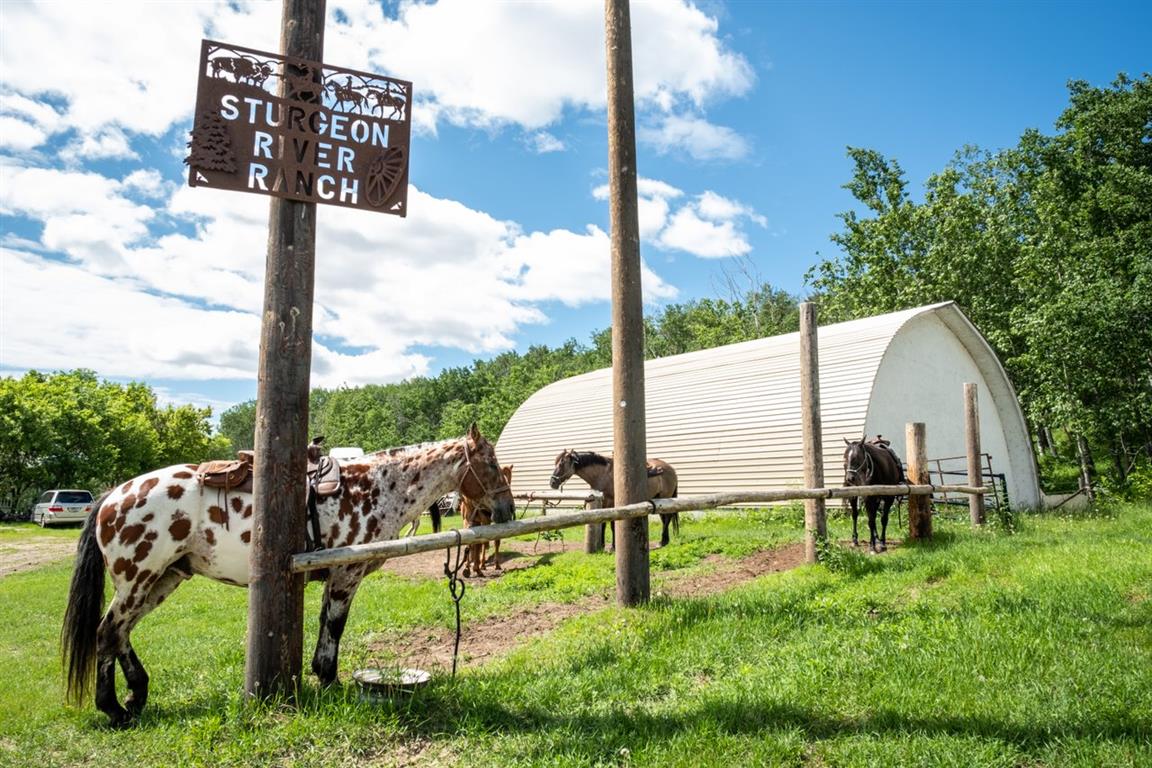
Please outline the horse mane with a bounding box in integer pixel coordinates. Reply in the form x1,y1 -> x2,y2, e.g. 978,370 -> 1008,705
366,436 -> 464,458
572,450 -> 610,469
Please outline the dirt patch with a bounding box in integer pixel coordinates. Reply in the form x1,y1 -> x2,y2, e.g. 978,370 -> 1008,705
655,542 -> 807,599
367,540 -> 810,673
0,535 -> 77,578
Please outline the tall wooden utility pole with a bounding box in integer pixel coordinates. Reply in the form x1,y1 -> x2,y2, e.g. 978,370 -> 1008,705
605,0 -> 649,606
799,302 -> 827,563
245,0 -> 326,701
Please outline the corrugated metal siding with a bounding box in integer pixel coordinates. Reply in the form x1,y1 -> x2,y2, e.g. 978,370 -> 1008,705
496,304 -> 947,503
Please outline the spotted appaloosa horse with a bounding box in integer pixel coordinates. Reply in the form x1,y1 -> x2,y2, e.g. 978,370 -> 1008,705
548,449 -> 680,548
63,424 -> 513,727
842,435 -> 905,553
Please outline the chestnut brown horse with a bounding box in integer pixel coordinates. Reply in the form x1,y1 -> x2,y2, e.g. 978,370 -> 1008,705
842,435 -> 905,552
548,449 -> 679,547
459,465 -> 513,577
63,424 -> 513,727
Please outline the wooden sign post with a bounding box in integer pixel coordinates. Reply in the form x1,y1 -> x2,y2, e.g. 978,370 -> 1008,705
244,0 -> 326,704
185,0 -> 412,701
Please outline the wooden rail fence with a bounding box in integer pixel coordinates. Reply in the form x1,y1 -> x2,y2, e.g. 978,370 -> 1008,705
291,483 -> 988,574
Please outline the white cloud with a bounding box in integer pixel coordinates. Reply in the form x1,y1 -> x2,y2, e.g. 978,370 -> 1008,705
0,116 -> 50,152
659,206 -> 750,258
0,158 -> 681,387
1,1 -> 752,149
639,114 -> 751,161
696,190 -> 766,226
0,248 -> 259,380
506,225 -> 676,307
527,131 -> 565,153
592,177 -> 764,260
59,127 -> 138,162
0,2 -> 281,146
122,169 -> 172,200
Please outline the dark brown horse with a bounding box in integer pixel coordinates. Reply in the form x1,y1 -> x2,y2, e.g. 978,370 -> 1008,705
842,435 -> 905,552
548,449 -> 679,547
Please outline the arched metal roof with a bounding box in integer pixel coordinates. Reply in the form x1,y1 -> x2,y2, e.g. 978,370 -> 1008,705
497,302 -> 1040,508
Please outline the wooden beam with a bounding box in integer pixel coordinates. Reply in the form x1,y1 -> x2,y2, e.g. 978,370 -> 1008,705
246,0 -> 325,703
906,422 -> 933,540
799,302 -> 827,563
605,0 -> 649,606
291,484 -> 988,573
584,494 -> 606,553
964,382 -> 986,526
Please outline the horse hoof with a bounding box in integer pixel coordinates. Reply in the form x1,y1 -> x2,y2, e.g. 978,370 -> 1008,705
106,710 -> 135,730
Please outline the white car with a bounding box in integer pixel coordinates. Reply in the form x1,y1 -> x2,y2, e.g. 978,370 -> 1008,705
328,447 -> 365,461
32,489 -> 93,527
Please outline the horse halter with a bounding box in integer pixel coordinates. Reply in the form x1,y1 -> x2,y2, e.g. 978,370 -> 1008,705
549,450 -> 579,487
844,442 -> 874,483
458,438 -> 510,501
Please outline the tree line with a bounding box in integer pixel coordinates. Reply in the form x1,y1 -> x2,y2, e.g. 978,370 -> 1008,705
3,75 -> 1146,516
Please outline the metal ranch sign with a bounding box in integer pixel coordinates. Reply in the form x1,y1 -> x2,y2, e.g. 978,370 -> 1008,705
186,40 -> 411,216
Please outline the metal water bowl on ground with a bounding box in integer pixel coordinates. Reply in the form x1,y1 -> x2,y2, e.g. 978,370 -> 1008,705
352,667 -> 431,701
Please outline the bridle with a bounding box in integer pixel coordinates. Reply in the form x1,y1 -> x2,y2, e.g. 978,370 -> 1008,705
458,438 -> 510,502
549,450 -> 579,487
843,442 -> 874,485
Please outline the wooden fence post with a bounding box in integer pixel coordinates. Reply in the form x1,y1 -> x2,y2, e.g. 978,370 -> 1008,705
906,422 -> 932,540
584,496 -> 605,553
245,0 -> 325,703
800,302 -> 827,563
605,0 -> 649,606
964,383 -> 986,526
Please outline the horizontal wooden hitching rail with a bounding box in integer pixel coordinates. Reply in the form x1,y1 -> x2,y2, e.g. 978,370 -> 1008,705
291,483 -> 988,573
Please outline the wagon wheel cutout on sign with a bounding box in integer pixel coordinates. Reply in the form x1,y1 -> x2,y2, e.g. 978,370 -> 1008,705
365,146 -> 406,208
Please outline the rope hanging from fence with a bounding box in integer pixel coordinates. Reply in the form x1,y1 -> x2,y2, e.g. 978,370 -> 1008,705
442,530 -> 467,678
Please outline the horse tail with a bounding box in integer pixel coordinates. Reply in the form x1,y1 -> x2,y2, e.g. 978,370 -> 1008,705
428,501 -> 442,533
62,495 -> 108,706
669,483 -> 680,537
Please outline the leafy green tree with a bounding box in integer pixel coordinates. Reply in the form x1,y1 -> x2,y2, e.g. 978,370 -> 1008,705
807,74 -> 1152,490
218,400 -> 257,452
0,370 -> 226,517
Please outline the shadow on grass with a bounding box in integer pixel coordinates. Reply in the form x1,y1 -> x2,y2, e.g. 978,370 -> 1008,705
413,686 -> 1147,756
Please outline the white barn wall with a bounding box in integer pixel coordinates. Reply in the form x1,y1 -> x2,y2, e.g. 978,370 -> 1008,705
496,303 -> 1041,509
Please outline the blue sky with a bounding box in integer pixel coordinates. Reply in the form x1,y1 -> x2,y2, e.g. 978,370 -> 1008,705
1,0 -> 1148,419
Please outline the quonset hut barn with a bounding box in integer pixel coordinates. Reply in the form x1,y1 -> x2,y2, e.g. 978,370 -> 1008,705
496,302 -> 1041,509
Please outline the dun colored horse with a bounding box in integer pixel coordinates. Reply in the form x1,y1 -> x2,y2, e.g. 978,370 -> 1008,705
548,449 -> 679,547
62,424 -> 512,727
842,435 -> 905,552
459,465 -> 513,577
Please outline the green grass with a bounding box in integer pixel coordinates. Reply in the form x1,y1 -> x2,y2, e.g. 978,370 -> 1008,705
1,505 -> 1149,767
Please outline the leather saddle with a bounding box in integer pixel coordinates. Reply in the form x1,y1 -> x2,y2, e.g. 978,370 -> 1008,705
193,436 -> 345,553
196,451 -> 255,494
194,437 -> 344,500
